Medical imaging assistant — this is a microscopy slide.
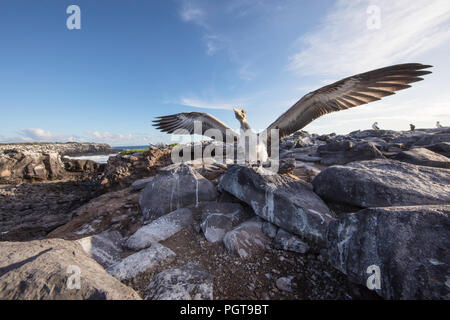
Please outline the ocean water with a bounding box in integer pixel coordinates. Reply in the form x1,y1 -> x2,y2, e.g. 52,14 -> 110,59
63,154 -> 118,164
64,145 -> 150,164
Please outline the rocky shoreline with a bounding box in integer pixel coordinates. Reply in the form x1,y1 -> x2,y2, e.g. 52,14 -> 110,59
0,128 -> 449,300
0,143 -> 117,184
0,142 -> 116,156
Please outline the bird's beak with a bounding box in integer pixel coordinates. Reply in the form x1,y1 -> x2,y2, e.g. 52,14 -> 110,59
233,107 -> 238,113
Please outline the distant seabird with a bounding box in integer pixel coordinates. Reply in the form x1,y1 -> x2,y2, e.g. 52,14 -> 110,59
154,63 -> 432,162
410,124 -> 415,131
436,121 -> 443,128
372,122 -> 380,130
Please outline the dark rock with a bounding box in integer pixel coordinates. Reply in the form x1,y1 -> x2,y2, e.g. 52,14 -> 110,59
126,208 -> 193,250
99,147 -> 172,190
46,187 -> 141,240
393,147 -> 450,168
262,221 -> 278,239
390,133 -> 425,149
424,142 -> 450,158
275,276 -> 294,292
317,133 -> 336,142
197,201 -> 250,219
327,205 -> 450,300
200,203 -> 251,243
280,140 -> 295,150
361,137 -> 389,151
278,158 -> 296,174
139,164 -> 217,220
107,243 -> 176,281
272,229 -> 309,254
317,141 -> 385,166
1,181 -> 100,242
348,129 -> 398,139
76,230 -> 123,268
223,219 -> 270,258
197,202 -> 252,243
414,133 -> 450,147
219,165 -> 334,246
145,262 -> 213,300
201,213 -> 234,243
63,158 -> 105,173
313,159 -> 450,207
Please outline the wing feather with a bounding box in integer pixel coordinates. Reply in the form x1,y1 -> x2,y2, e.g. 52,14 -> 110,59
153,112 -> 238,143
267,63 -> 432,139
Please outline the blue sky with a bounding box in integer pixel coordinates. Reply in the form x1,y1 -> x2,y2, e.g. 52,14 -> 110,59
0,0 -> 449,146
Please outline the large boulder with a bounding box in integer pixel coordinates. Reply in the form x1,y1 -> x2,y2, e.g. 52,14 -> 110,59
272,229 -> 309,254
327,205 -> 450,300
424,142 -> 450,158
76,231 -> 124,268
414,133 -> 450,147
107,243 -> 176,281
145,262 -> 213,300
126,208 -> 193,250
313,160 -> 450,208
219,165 -> 334,246
317,140 -> 385,166
0,239 -> 141,300
393,147 -> 450,168
197,201 -> 249,219
199,202 -> 252,243
222,219 -> 270,258
201,214 -> 234,243
139,164 -> 218,220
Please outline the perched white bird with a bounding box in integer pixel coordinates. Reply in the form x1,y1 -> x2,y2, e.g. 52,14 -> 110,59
372,122 -> 380,130
436,121 -> 443,128
154,63 -> 432,162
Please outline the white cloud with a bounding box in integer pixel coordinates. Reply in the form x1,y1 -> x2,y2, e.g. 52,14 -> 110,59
238,63 -> 256,81
179,97 -> 236,110
288,0 -> 450,76
19,128 -> 76,142
181,8 -> 203,23
84,131 -> 155,145
179,0 -> 207,28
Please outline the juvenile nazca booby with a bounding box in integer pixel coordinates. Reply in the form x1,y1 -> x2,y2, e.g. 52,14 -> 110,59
153,63 -> 432,162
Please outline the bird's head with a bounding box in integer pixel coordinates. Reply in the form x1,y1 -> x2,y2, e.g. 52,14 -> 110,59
233,107 -> 247,121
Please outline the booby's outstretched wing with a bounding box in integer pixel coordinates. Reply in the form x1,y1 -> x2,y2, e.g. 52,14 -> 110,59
266,63 -> 432,139
152,112 -> 238,143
